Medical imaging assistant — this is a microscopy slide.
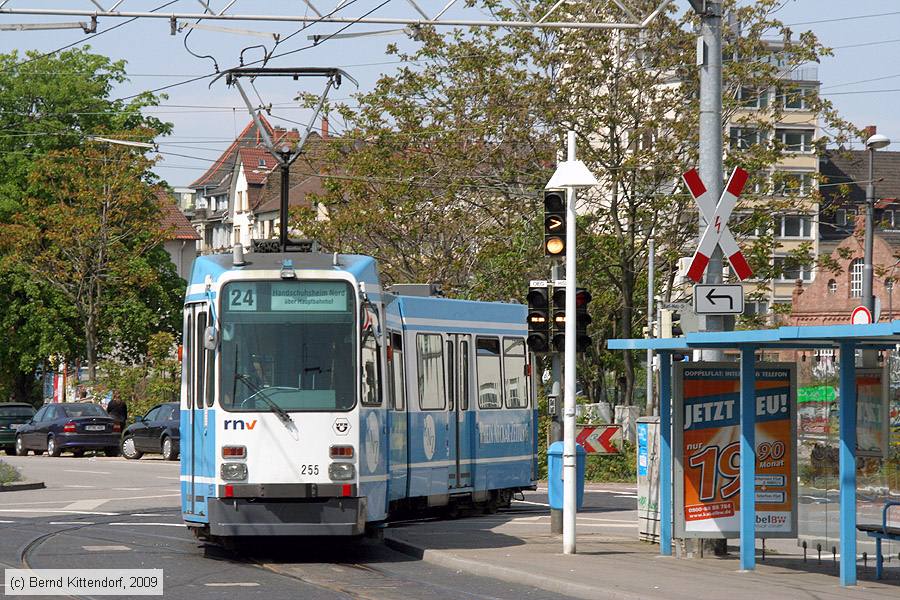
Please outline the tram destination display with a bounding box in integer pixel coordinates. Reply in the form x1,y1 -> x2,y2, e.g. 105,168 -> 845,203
673,362 -> 798,539
223,281 -> 349,312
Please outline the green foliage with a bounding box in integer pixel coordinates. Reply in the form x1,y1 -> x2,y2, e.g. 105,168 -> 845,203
96,331 -> 181,422
583,441 -> 637,483
0,47 -> 176,395
0,461 -> 21,484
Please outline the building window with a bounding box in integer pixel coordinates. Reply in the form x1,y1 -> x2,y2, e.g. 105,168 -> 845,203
774,256 -> 813,282
774,172 -> 813,196
738,86 -> 768,109
776,128 -> 814,153
850,259 -> 864,298
729,127 -> 762,150
882,209 -> 896,229
744,301 -> 769,316
778,214 -> 813,238
778,86 -> 811,110
828,279 -> 837,295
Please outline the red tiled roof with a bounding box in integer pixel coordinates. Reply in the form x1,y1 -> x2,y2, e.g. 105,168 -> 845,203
189,116 -> 276,189
238,147 -> 277,185
156,190 -> 200,240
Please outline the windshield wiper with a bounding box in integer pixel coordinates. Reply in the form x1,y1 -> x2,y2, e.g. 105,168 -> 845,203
235,373 -> 293,428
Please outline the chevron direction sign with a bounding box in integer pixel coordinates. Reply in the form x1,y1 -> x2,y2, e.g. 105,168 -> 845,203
576,424 -> 623,455
682,167 -> 753,282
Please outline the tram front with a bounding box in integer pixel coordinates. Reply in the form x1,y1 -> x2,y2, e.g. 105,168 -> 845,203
183,256 -> 378,541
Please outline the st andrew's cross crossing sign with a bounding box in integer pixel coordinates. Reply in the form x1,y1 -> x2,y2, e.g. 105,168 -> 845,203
682,167 -> 753,282
576,425 -> 623,454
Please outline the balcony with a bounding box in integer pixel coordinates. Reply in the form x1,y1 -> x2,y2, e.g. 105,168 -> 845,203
780,65 -> 818,82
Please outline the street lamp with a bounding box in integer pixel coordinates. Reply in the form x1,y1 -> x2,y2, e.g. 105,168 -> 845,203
863,133 -> 891,321
545,130 -> 598,555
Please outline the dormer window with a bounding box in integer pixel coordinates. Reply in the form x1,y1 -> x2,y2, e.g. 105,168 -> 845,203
258,158 -> 266,167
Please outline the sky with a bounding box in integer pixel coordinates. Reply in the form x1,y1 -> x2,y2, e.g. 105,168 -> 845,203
1,1 -> 899,186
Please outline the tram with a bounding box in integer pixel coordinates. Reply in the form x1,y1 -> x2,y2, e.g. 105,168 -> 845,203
180,248 -> 538,541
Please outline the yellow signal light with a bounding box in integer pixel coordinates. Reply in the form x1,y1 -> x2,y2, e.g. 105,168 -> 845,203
545,236 -> 565,255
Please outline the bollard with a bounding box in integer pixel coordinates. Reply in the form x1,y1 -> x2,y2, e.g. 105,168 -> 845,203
832,546 -> 837,569
817,543 -> 822,565
802,540 -> 807,563
863,552 -> 867,573
761,538 -> 766,562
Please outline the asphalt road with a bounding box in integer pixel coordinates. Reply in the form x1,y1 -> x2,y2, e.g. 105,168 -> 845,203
0,454 -> 631,599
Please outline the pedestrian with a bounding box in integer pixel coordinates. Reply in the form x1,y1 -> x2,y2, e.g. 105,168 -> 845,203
106,391 -> 128,429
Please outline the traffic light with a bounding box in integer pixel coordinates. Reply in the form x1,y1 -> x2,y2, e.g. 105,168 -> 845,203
548,287 -> 592,353
660,309 -> 684,338
552,287 -> 567,352
575,288 -> 592,352
526,285 -> 550,352
544,189 -> 566,256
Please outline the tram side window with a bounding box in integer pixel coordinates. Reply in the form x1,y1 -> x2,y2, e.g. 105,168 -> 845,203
205,329 -> 215,408
390,332 -> 406,411
416,333 -> 446,410
361,331 -> 382,406
503,337 -> 528,409
196,312 -> 207,406
460,340 -> 470,411
185,313 -> 193,409
476,336 -> 503,409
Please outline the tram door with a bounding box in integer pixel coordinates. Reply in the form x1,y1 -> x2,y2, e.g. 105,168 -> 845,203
446,334 -> 472,489
185,305 -> 208,517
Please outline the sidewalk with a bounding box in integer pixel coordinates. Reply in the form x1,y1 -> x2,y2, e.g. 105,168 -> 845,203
384,509 -> 899,600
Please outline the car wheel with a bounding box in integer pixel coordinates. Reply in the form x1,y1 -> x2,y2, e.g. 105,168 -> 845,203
104,447 -> 120,458
121,436 -> 142,460
161,437 -> 177,461
47,435 -> 61,457
15,435 -> 27,456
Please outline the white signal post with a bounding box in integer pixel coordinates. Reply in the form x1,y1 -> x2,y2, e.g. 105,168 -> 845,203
546,130 -> 598,555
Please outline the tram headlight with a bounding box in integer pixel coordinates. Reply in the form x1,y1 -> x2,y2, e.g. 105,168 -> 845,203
328,462 -> 355,481
221,462 -> 248,481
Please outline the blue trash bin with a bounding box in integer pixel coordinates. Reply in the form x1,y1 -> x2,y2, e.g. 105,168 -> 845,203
547,441 -> 585,510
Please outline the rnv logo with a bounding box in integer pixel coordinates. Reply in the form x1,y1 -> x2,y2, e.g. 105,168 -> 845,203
224,419 -> 257,430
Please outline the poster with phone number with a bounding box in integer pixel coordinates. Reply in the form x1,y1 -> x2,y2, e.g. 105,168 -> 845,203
674,363 -> 797,539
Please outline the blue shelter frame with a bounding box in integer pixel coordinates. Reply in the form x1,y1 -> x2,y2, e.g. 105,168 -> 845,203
609,321 -> 900,586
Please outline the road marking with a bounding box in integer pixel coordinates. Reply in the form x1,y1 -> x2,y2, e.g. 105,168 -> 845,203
82,545 -> 131,552
49,521 -> 95,525
0,520 -> 16,523
157,476 -> 180,480
131,513 -> 167,517
204,583 -> 260,587
64,469 -> 111,475
112,487 -> 146,491
108,522 -> 183,527
63,499 -> 110,511
0,509 -> 119,516
64,485 -> 96,489
513,499 -> 549,507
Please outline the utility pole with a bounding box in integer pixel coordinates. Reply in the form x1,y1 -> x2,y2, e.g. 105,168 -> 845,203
646,238 -> 655,415
690,0 -> 729,557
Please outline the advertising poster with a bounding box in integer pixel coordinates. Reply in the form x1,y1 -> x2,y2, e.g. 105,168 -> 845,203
674,363 -> 797,539
856,369 -> 889,457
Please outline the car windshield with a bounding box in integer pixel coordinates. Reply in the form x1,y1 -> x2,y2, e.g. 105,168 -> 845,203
0,406 -> 34,418
219,280 -> 356,412
62,404 -> 107,418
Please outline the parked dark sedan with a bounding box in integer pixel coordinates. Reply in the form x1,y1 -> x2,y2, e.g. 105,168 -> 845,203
16,402 -> 120,457
121,402 -> 179,461
0,403 -> 36,455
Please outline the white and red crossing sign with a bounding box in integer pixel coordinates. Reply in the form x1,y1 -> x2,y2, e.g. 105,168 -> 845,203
576,424 -> 623,455
682,167 -> 753,282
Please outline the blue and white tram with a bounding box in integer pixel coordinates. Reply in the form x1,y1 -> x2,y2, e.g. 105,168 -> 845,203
180,250 -> 537,541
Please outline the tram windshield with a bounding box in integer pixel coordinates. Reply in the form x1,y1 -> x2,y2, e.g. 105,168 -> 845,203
219,280 -> 356,412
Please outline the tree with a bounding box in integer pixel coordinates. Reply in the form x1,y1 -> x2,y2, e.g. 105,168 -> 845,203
0,48 -> 171,399
297,0 -> 856,405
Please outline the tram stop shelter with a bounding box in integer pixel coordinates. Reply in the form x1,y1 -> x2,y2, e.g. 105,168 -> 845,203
608,320 -> 900,587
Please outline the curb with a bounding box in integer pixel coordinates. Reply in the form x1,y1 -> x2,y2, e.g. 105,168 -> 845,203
0,480 -> 45,492
384,535 -> 646,600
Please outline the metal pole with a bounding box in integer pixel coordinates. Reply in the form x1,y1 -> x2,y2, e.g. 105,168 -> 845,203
647,238 -> 655,415
658,351 -> 672,556
863,147 -> 875,318
279,159 -> 290,252
838,342 -> 857,586
699,0 -> 725,352
739,346 -> 756,571
550,260 -> 564,535
563,130 -> 578,555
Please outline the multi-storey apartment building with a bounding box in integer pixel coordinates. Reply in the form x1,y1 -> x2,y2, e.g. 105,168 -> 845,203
727,39 -> 820,321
